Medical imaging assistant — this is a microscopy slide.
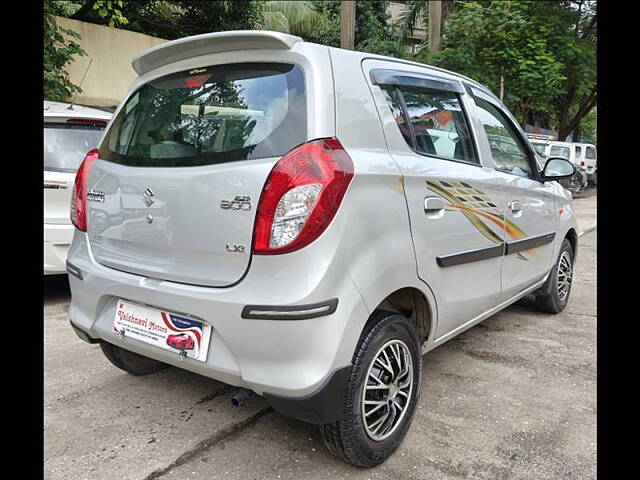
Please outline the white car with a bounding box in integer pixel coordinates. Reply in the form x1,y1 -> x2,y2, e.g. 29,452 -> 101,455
545,141 -> 588,192
66,31 -> 578,466
44,101 -> 111,274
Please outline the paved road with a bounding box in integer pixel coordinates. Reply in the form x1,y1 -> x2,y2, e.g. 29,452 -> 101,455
572,185 -> 597,235
44,231 -> 596,480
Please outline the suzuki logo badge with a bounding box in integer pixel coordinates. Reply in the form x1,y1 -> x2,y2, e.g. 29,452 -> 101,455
143,188 -> 155,207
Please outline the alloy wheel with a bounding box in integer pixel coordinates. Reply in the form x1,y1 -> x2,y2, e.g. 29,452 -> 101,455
557,250 -> 573,302
361,339 -> 414,441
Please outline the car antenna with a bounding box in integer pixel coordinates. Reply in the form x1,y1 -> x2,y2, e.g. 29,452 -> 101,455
67,58 -> 93,110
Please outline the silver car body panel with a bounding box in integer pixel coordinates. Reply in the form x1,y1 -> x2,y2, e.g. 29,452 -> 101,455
86,43 -> 335,286
67,32 -> 578,399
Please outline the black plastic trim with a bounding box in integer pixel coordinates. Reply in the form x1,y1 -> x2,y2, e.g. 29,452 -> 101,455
437,244 -> 505,267
437,232 -> 557,267
370,68 -> 464,93
263,365 -> 351,424
69,320 -> 101,344
66,261 -> 83,280
505,232 -> 556,255
241,298 -> 338,320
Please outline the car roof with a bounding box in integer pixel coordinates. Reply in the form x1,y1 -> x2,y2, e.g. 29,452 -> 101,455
44,100 -> 112,121
131,30 -> 501,105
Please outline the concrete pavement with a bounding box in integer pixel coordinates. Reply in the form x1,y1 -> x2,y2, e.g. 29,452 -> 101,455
572,187 -> 597,236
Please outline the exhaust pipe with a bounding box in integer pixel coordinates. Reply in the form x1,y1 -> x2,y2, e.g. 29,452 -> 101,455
231,388 -> 252,407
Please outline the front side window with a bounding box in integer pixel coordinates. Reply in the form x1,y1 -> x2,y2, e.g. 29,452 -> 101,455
100,63 -> 306,167
44,124 -> 106,172
474,98 -> 533,178
381,85 -> 477,164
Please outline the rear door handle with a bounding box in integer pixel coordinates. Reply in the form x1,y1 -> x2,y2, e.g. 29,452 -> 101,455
424,197 -> 445,212
509,201 -> 522,212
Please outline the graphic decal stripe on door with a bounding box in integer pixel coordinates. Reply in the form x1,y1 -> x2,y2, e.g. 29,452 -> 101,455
426,180 -> 534,260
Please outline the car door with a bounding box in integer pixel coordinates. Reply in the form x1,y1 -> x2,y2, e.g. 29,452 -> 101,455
364,60 -> 509,340
465,87 -> 557,299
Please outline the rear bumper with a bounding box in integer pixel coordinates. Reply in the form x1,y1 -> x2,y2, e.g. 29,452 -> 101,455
67,231 -> 368,417
44,223 -> 74,274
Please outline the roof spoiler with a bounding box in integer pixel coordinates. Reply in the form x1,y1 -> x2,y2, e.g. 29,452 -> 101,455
132,30 -> 303,76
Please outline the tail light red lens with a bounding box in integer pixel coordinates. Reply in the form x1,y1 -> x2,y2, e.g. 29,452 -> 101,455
253,138 -> 354,255
70,149 -> 100,232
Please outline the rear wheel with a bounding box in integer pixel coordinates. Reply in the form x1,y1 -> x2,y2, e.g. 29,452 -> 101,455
100,342 -> 169,375
319,312 -> 422,467
535,238 -> 574,314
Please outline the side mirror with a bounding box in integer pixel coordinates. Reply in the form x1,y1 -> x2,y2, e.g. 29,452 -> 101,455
542,157 -> 576,181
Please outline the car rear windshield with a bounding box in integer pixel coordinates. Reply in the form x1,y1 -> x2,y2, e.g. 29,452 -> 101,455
44,124 -> 106,172
99,63 -> 306,167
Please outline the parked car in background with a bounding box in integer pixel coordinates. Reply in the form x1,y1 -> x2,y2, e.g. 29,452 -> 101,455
529,139 -> 549,158
44,101 -> 111,275
66,31 -> 578,467
581,143 -> 597,185
545,141 -> 588,194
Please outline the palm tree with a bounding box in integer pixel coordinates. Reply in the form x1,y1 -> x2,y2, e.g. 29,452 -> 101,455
395,0 -> 455,57
260,1 -> 322,37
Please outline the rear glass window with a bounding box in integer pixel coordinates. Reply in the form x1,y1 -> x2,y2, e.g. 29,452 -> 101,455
100,63 -> 306,167
381,84 -> 477,164
550,145 -> 570,159
44,124 -> 105,172
585,146 -> 596,159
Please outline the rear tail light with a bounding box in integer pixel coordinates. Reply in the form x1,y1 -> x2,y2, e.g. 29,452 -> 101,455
253,138 -> 354,254
70,149 -> 99,232
581,161 -> 585,167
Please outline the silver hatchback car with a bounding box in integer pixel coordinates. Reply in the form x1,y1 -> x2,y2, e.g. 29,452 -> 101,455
67,31 -> 578,467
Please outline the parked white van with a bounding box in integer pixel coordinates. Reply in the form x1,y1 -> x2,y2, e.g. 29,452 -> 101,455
580,143 -> 597,185
545,141 -> 588,192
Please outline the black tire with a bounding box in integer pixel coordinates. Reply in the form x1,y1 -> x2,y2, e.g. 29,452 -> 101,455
535,238 -> 574,314
319,311 -> 422,467
100,342 -> 169,375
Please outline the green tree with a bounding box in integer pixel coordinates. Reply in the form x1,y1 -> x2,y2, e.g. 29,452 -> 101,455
539,0 -> 596,140
430,1 -> 565,126
65,1 -> 263,40
308,0 -> 406,57
44,0 -> 86,101
260,1 -> 323,37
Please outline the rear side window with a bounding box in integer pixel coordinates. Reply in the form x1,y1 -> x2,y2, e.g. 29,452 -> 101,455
100,63 -> 306,167
44,123 -> 105,172
550,145 -> 570,159
585,146 -> 596,159
381,85 -> 477,164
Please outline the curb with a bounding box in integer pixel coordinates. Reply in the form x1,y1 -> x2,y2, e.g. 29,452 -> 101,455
578,225 -> 597,237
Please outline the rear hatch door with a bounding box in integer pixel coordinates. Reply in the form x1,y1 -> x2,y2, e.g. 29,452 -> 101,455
86,62 -> 306,287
